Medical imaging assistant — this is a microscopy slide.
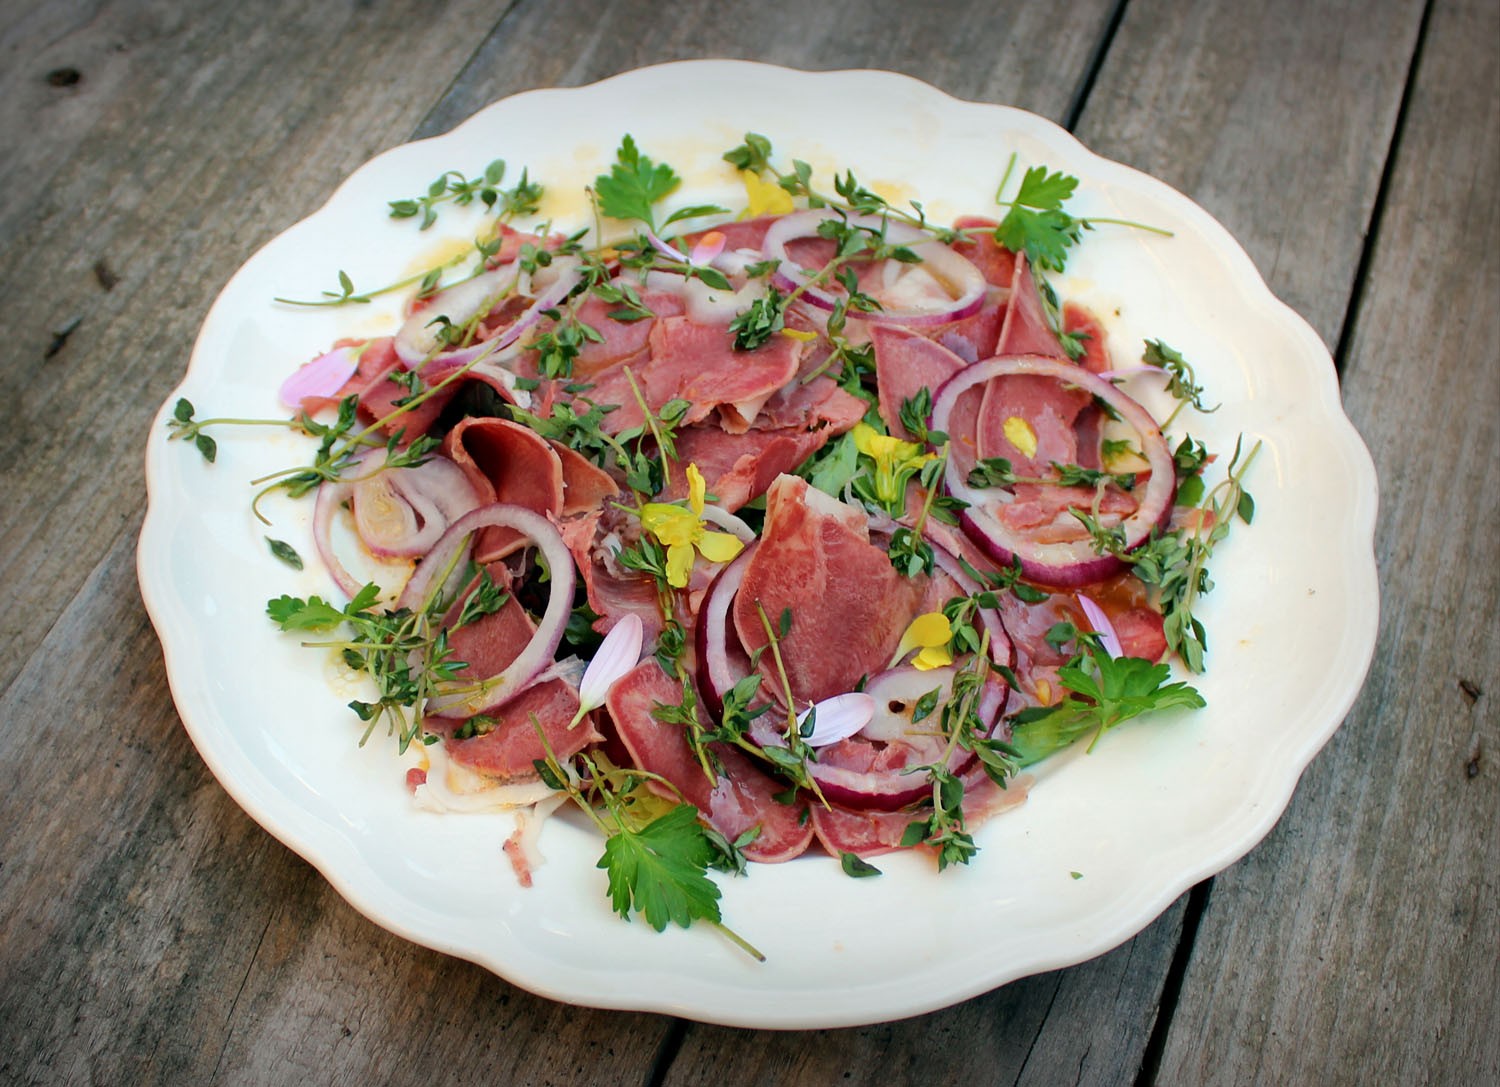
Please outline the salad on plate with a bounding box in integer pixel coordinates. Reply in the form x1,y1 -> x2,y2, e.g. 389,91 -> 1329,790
166,131 -> 1256,956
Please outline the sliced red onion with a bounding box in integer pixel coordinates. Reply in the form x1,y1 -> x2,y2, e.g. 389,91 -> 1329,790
279,345 -> 360,409
1075,593 -> 1124,658
571,613 -> 644,728
931,355 -> 1177,587
761,210 -> 986,326
394,265 -> 520,365
1097,363 -> 1169,381
799,692 -> 876,747
393,504 -> 576,720
351,456 -> 481,557
312,475 -> 363,599
694,542 -> 758,720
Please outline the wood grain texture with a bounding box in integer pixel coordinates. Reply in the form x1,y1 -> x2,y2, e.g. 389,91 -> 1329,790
1155,0 -> 1500,1081
1074,0 -> 1425,351
0,0 -> 516,694
662,902 -> 1185,1087
412,0 -> 1122,140
0,525 -> 672,1086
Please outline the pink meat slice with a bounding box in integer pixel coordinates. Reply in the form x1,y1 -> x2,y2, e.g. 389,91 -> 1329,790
606,661 -> 813,862
568,287 -> 685,377
811,803 -> 917,859
437,678 -> 596,781
951,216 -> 1019,288
733,476 -> 927,704
436,563 -> 598,780
995,252 -> 1067,359
669,427 -> 829,512
973,367 -> 1094,475
872,326 -> 967,439
557,510 -> 665,642
442,418 -> 564,562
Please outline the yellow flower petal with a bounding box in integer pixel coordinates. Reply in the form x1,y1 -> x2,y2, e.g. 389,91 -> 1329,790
851,422 -> 880,457
640,503 -> 698,547
686,462 -> 706,517
913,644 -> 955,671
780,328 -> 818,342
1003,416 -> 1038,459
665,542 -> 694,588
891,611 -> 953,667
741,170 -> 794,217
695,531 -> 745,564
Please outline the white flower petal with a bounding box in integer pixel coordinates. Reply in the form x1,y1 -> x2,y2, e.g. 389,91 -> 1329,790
575,613 -> 644,716
799,692 -> 877,747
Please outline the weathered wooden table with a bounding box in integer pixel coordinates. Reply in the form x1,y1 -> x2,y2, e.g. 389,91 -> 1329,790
2,1 -> 1495,1083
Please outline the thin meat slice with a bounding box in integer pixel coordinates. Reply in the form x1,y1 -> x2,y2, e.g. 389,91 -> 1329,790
606,661 -> 813,862
733,476 -> 926,704
550,441 -> 619,515
568,287 -> 685,377
436,679 -> 597,782
951,216 -> 1018,288
558,510 -> 665,642
669,426 -> 831,512
995,252 -> 1067,359
872,326 -> 967,439
442,418 -> 564,562
974,367 -> 1093,474
811,803 -> 917,859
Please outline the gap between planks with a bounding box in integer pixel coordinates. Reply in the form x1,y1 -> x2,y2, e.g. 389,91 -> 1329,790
1330,0 -> 1438,376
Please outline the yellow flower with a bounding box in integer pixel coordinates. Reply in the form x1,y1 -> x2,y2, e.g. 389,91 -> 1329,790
852,423 -> 935,511
741,170 -> 794,217
1003,416 -> 1038,459
891,611 -> 954,671
638,463 -> 745,588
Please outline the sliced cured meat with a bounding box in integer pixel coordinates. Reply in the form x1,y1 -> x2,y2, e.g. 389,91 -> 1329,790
811,803 -> 916,859
550,441 -> 619,515
558,510 -> 665,643
974,369 -> 1093,474
733,476 -> 926,704
669,426 -> 829,512
872,326 -> 966,439
1063,300 -> 1110,374
606,661 -> 813,862
995,252 -> 1067,359
951,216 -> 1018,288
568,287 -> 685,377
442,418 -> 564,562
436,678 -> 597,782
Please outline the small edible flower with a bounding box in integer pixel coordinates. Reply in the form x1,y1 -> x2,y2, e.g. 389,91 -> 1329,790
638,463 -> 745,588
797,692 -> 877,747
688,230 -> 726,266
741,170 -> 794,217
569,613 -> 644,729
278,343 -> 364,409
890,611 -> 954,671
1003,415 -> 1038,460
851,423 -> 935,515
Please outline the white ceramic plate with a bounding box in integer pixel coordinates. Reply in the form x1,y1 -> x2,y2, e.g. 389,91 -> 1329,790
138,61 -> 1378,1028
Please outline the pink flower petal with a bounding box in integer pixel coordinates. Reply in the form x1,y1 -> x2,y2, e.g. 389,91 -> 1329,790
1075,593 -> 1125,658
800,692 -> 876,747
574,613 -> 644,721
689,231 -> 727,266
279,345 -> 359,409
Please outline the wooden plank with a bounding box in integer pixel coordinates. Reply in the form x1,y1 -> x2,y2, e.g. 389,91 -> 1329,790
410,0 -> 1122,139
0,524 -> 672,1086
661,903 -> 1186,1087
0,0 -> 518,695
1073,0 -> 1425,351
1153,0 -> 1500,1081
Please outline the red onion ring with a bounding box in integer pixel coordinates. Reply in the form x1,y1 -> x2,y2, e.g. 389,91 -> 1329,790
931,355 -> 1177,587
395,504 -> 577,720
351,456 -> 481,557
694,542 -> 758,721
312,475 -> 363,599
761,210 -> 986,326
